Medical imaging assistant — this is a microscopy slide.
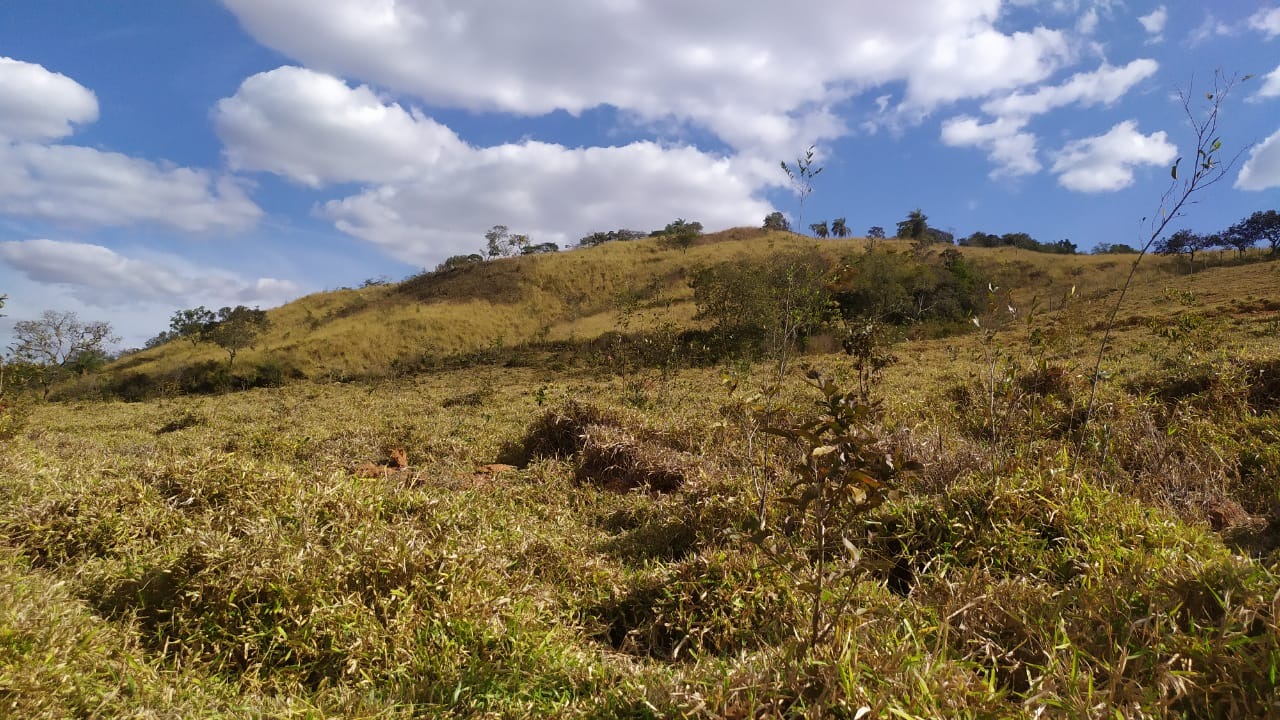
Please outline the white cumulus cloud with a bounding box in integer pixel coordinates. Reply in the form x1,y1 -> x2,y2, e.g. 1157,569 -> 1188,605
215,67 -> 467,187
982,59 -> 1159,119
1236,128 -> 1280,191
218,0 -> 1074,156
1250,6 -> 1280,38
1255,64 -> 1280,101
1138,6 -> 1168,37
321,141 -> 772,266
0,239 -> 298,307
0,57 -> 98,142
0,57 -> 261,233
218,67 -> 772,266
941,116 -> 1041,176
1050,120 -> 1177,192
0,143 -> 261,232
942,59 -> 1158,177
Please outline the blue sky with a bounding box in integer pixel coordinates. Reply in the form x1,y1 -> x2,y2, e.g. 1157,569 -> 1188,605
1,1 -> 1278,348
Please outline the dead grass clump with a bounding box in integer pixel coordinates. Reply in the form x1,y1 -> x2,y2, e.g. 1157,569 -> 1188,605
1246,357 -> 1280,411
440,386 -> 494,408
589,556 -> 793,661
499,400 -> 620,465
499,400 -> 692,492
156,408 -> 206,434
923,574 -> 1052,695
574,423 -> 691,493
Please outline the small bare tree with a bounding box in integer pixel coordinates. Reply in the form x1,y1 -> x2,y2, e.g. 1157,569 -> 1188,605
1079,71 -> 1252,443
9,310 -> 118,397
781,145 -> 822,232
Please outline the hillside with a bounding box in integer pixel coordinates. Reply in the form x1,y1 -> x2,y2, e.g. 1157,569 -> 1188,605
101,228 -> 1272,389
4,231 -> 1280,717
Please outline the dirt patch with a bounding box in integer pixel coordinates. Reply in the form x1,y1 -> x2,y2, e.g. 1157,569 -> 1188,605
351,447 -> 408,479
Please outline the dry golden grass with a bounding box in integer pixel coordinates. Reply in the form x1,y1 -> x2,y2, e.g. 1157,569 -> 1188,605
6,233 -> 1280,717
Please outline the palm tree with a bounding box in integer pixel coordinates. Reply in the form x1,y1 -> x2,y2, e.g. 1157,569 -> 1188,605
830,218 -> 850,238
895,209 -> 929,241
810,221 -> 829,238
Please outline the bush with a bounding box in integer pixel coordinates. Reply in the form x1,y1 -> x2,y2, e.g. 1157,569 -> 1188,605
691,250 -> 832,363
830,247 -> 986,326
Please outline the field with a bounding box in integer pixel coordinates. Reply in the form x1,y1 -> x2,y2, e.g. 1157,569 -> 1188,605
3,234 -> 1280,718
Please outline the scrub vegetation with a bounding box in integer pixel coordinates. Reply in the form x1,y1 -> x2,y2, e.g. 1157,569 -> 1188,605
3,225 -> 1280,717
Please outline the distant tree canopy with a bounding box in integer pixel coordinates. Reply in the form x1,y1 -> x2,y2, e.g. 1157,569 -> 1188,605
1092,243 -> 1140,254
204,306 -> 269,367
521,242 -> 560,255
1133,208 -> 1280,262
577,229 -> 647,248
691,250 -> 833,361
959,231 -> 1076,254
830,247 -> 986,326
9,310 -> 119,397
866,226 -> 886,239
435,254 -> 484,273
1155,229 -> 1214,263
762,211 -> 790,231
655,218 -> 703,251
896,209 -> 929,242
483,225 -> 531,258
831,218 -> 850,238
170,306 -> 216,347
925,228 -> 955,245
1230,209 -> 1280,255
810,221 -> 829,239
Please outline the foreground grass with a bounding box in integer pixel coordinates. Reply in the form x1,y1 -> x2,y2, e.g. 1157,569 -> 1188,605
5,296 -> 1280,719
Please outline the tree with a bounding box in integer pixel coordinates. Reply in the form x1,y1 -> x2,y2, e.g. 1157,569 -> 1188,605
521,242 -> 560,255
809,221 -> 829,239
691,251 -> 833,376
1155,229 -> 1213,269
204,306 -> 269,367
9,310 -> 118,397
483,225 -> 530,258
866,226 -> 886,239
830,218 -> 850,238
659,218 -> 703,251
1220,223 -> 1257,257
578,229 -> 646,248
781,145 -> 822,230
435,254 -> 484,272
895,209 -> 929,241
925,228 -> 955,245
1093,243 -> 1140,254
762,211 -> 791,231
1231,210 -> 1280,255
170,306 -> 216,347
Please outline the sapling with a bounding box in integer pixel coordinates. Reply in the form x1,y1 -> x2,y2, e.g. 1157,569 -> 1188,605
1078,72 -> 1251,461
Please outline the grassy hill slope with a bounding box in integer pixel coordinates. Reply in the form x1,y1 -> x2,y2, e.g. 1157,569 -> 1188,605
3,231 -> 1279,717
106,228 -> 1274,388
